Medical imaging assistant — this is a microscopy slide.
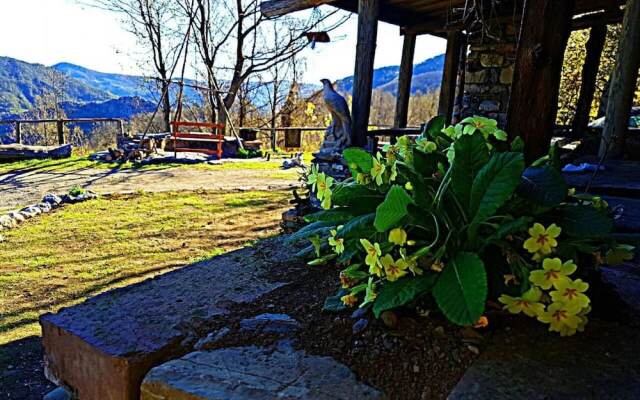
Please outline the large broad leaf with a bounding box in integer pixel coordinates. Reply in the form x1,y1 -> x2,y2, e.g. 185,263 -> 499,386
338,213 -> 376,239
304,209 -> 355,223
558,204 -> 613,238
332,181 -> 383,208
483,216 -> 533,247
373,274 -> 436,317
422,115 -> 446,140
451,132 -> 489,209
286,221 -> 334,243
433,252 -> 487,326
517,166 -> 567,207
323,289 -> 350,312
469,152 -> 525,225
343,147 -> 373,175
374,185 -> 414,232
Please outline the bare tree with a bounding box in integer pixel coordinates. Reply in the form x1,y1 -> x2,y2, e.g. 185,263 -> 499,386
91,0 -> 185,132
182,0 -> 347,128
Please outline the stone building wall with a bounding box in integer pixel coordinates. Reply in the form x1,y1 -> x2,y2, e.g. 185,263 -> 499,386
457,32 -> 518,128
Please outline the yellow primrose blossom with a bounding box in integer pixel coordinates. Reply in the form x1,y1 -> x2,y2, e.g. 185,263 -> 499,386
388,228 -> 408,246
523,223 -> 561,254
360,239 -> 382,272
498,287 -> 545,317
379,254 -> 410,281
537,302 -> 582,336
341,293 -> 358,307
529,258 -> 577,290
307,164 -> 319,191
328,228 -> 345,254
550,279 -> 590,310
405,182 -> 413,191
371,152 -> 386,186
316,173 -> 334,209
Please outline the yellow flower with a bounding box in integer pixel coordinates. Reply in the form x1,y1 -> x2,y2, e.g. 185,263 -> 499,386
431,260 -> 445,272
529,258 -> 576,290
316,173 -> 334,200
379,254 -> 409,282
474,316 -> 489,328
341,294 -> 358,307
523,223 -> 561,254
498,287 -> 545,317
388,228 -> 407,246
328,229 -> 345,254
371,152 -> 386,186
360,239 -> 382,272
405,182 -> 413,191
550,279 -> 590,310
399,248 -> 422,275
537,302 -> 582,336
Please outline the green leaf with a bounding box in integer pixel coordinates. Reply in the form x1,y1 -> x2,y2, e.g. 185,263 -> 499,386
483,216 -> 532,246
510,136 -> 525,152
323,289 -> 350,312
287,221 -> 334,243
558,204 -> 613,238
451,132 -> 489,208
304,209 -> 355,223
469,152 -> 525,225
374,185 -> 414,232
332,181 -> 383,208
517,166 -> 567,207
343,147 -> 373,175
423,115 -> 446,140
373,274 -> 437,317
337,213 -> 376,239
433,252 -> 487,326
307,253 -> 337,266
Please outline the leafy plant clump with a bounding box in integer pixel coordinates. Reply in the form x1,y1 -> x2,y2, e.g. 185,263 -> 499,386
289,116 -> 633,336
69,185 -> 86,197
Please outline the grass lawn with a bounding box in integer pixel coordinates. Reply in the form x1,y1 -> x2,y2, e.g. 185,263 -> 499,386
0,152 -> 313,175
0,189 -> 291,344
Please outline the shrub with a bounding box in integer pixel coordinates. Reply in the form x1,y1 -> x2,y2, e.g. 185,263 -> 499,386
289,116 -> 633,336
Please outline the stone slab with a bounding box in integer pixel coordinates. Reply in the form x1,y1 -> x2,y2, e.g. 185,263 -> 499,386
140,342 -> 382,400
448,318 -> 640,400
40,237 -> 291,400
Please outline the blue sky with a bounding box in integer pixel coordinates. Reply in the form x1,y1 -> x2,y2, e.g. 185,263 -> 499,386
0,0 -> 445,82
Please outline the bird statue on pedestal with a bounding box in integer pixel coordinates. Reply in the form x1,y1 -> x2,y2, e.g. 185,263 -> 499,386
320,79 -> 352,149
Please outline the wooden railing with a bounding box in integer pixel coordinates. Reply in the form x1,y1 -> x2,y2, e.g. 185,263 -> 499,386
0,118 -> 125,145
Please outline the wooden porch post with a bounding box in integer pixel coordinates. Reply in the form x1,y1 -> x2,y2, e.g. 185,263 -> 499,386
394,33 -> 416,128
351,0 -> 379,147
438,30 -> 463,124
507,0 -> 575,162
599,0 -> 640,159
572,25 -> 606,136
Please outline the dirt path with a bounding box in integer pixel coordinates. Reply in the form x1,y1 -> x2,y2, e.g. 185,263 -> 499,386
0,162 -> 299,211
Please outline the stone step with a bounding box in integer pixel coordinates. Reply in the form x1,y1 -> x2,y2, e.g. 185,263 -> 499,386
40,237 -> 291,400
140,342 -> 382,400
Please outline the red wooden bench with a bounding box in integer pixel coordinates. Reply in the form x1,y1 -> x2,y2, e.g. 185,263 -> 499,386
170,121 -> 226,159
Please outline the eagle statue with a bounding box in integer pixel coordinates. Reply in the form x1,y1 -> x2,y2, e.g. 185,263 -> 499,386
320,79 -> 352,149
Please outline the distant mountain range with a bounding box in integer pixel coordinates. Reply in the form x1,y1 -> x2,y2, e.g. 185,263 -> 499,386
0,54 -> 444,123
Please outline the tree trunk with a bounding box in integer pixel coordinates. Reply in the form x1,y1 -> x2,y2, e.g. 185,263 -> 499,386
507,0 -> 575,163
572,25 -> 606,136
351,0 -> 379,148
394,33 -> 416,128
438,30 -> 464,125
161,80 -> 172,133
599,0 -> 640,159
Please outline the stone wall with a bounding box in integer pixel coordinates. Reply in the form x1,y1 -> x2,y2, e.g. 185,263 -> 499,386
457,36 -> 517,128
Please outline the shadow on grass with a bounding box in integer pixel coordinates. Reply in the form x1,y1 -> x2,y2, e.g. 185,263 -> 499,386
0,336 -> 54,400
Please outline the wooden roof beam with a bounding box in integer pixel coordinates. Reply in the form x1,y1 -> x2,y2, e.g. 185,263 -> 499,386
260,0 -> 337,18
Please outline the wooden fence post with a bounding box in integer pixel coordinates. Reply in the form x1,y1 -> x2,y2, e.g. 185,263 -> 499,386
15,122 -> 22,144
57,120 -> 65,145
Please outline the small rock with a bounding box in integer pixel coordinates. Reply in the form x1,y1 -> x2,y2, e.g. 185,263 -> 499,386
194,327 -> 231,350
38,202 -> 52,213
239,313 -> 300,335
352,318 -> 369,335
434,326 -> 445,337
467,345 -> 480,355
413,365 -> 420,373
380,311 -> 398,329
383,336 -> 395,350
0,215 -> 15,228
42,193 -> 63,206
20,206 -> 41,218
8,211 -> 25,223
43,387 -> 72,400
0,235 -> 5,243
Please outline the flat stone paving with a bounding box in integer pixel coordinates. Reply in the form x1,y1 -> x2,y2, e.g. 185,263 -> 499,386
140,342 -> 382,400
40,237 -> 291,400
